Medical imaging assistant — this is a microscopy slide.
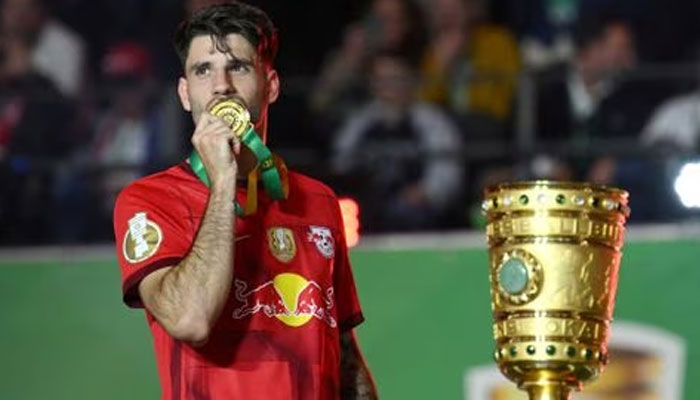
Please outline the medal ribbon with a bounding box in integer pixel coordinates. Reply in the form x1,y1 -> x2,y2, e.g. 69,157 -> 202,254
188,128 -> 288,217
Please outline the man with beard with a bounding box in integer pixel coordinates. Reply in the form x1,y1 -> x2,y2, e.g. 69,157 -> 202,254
112,3 -> 377,399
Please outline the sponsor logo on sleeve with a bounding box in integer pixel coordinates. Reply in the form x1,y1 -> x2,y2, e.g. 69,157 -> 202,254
123,212 -> 163,264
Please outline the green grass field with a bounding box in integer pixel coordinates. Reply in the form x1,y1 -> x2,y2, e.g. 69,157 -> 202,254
1,238 -> 699,399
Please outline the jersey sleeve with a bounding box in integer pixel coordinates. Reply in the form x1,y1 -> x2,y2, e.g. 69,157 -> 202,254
331,197 -> 364,332
113,182 -> 192,308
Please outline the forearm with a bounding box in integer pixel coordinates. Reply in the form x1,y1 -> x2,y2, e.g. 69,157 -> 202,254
144,184 -> 236,341
340,333 -> 378,400
341,363 -> 376,400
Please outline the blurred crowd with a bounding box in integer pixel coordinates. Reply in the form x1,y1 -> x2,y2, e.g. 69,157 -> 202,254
1,0 -> 700,245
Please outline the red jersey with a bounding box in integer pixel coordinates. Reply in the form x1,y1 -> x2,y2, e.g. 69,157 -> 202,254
113,162 -> 364,400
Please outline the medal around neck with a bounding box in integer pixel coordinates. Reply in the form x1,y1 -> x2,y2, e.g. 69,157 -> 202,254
189,98 -> 287,216
482,181 -> 630,400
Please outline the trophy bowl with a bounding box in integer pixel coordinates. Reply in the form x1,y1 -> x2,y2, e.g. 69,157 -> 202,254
482,181 -> 630,400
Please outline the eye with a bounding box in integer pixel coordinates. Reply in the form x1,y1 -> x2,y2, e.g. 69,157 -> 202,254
194,64 -> 210,77
227,60 -> 251,74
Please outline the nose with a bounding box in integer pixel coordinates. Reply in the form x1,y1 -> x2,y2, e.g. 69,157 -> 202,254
212,69 -> 235,96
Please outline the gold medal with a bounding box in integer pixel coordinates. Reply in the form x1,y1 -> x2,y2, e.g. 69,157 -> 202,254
209,98 -> 251,137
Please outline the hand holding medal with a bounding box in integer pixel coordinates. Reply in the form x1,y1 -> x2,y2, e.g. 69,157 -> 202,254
190,98 -> 288,216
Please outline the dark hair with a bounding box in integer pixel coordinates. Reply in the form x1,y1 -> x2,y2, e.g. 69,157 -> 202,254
174,1 -> 278,67
383,0 -> 428,62
573,10 -> 631,51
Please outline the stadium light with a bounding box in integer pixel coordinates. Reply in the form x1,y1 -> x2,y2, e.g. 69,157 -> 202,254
339,198 -> 360,248
674,161 -> 700,209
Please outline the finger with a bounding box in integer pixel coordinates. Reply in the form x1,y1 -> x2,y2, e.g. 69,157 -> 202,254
204,117 -> 238,153
231,134 -> 241,155
199,131 -> 234,153
198,120 -> 230,141
207,116 -> 234,134
192,114 -> 214,142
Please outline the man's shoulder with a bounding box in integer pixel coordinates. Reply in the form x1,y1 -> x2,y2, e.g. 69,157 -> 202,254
288,170 -> 338,200
116,164 -> 190,205
284,171 -> 343,225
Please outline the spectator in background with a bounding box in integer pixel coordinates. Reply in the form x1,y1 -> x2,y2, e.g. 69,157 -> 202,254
634,68 -> 700,220
0,33 -> 75,244
641,88 -> 700,156
93,44 -> 160,186
332,50 -> 464,231
531,11 -> 645,182
507,0 -> 581,69
87,42 -> 163,238
1,0 -> 86,98
526,10 -> 673,221
419,0 -> 520,137
535,11 -> 636,138
52,42 -> 163,243
310,0 -> 427,130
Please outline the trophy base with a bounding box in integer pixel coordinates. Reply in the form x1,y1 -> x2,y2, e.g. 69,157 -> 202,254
524,383 -> 572,400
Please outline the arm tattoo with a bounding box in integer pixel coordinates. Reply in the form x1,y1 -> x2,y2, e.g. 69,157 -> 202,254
340,332 -> 378,399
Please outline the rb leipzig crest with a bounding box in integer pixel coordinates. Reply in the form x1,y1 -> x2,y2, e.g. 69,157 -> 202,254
307,226 -> 335,259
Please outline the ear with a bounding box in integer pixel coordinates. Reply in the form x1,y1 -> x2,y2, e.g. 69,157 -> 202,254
266,69 -> 280,104
177,77 -> 191,112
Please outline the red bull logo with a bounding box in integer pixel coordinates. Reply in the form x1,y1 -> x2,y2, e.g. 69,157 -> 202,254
232,273 -> 337,328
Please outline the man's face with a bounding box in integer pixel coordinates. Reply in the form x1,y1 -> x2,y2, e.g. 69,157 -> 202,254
370,56 -> 416,107
177,33 -> 279,132
599,24 -> 636,72
584,24 -> 637,83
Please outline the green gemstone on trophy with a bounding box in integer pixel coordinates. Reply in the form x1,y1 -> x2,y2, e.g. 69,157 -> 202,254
499,258 -> 529,294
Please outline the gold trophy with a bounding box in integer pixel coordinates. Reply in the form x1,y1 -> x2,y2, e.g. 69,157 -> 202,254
482,181 -> 630,400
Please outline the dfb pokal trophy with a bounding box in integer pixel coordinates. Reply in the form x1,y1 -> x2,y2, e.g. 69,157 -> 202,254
482,181 -> 630,400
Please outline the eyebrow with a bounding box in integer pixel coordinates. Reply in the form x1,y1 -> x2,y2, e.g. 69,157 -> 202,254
226,55 -> 255,68
188,61 -> 210,74
188,56 -> 255,75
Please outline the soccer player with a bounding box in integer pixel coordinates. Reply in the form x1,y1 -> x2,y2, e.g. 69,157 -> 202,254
113,3 -> 377,399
